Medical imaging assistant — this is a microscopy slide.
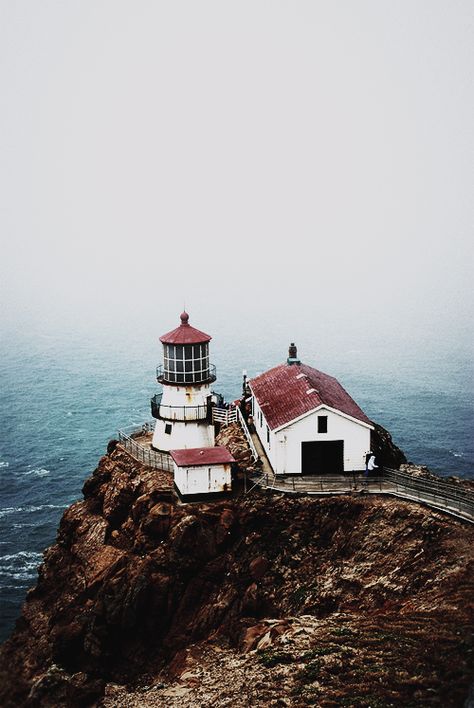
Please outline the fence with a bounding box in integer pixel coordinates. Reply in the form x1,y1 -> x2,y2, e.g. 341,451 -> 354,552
383,467 -> 474,520
253,468 -> 474,523
236,407 -> 259,462
117,423 -> 173,473
151,393 -> 210,422
212,407 -> 238,425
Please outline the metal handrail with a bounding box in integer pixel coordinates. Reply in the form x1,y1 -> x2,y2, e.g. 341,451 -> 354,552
156,363 -> 217,385
117,427 -> 173,473
254,470 -> 474,523
119,421 -> 156,437
236,407 -> 259,462
150,393 -> 211,422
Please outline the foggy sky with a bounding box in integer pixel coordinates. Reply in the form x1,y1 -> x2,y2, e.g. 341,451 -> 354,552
1,1 -> 473,352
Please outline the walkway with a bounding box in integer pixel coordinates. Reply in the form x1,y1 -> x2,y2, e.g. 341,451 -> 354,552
249,430 -> 274,479
252,468 -> 474,524
117,424 -> 173,472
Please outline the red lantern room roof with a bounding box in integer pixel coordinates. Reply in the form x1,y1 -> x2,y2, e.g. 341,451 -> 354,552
159,311 -> 212,345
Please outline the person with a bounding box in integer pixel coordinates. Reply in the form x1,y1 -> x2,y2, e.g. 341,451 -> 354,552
367,454 -> 378,476
364,452 -> 372,481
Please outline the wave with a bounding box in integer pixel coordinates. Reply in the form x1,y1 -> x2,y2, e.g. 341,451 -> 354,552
0,504 -> 65,519
0,551 -> 43,581
21,468 -> 50,477
0,461 -> 9,469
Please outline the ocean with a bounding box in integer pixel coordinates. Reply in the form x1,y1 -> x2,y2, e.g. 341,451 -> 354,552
0,318 -> 473,642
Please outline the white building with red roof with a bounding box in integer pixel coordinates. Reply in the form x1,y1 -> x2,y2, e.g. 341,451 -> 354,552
249,344 -> 373,475
151,312 -> 217,452
170,446 -> 235,501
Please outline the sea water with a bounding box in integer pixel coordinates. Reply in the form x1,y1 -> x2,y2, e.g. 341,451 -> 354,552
0,321 -> 472,641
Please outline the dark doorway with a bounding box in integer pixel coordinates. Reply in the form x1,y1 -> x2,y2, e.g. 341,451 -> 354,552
301,440 -> 344,474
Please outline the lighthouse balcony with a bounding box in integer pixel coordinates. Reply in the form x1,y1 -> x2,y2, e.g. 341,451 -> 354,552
151,393 -> 211,423
156,363 -> 217,386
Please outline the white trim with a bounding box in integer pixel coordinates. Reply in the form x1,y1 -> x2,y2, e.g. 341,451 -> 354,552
272,404 -> 374,433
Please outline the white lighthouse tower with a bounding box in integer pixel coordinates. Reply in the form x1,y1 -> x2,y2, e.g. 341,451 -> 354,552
151,311 -> 216,452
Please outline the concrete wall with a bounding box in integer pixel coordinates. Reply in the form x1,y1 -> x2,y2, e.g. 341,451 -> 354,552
174,462 -> 232,496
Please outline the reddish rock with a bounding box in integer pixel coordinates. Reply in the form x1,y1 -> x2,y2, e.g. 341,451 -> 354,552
0,444 -> 473,708
249,556 -> 269,581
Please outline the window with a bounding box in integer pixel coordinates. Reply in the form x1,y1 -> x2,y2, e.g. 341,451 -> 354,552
318,415 -> 328,433
162,341 -> 211,383
165,423 -> 172,435
266,425 -> 270,444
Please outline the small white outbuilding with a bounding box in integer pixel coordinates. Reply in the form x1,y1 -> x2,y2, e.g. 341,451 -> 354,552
170,446 -> 235,501
249,345 -> 373,476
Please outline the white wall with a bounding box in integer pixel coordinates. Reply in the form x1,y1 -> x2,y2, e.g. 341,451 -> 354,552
160,382 -> 212,407
252,394 -> 277,470
274,407 -> 371,474
174,462 -> 232,496
152,381 -> 215,451
152,419 -> 215,452
251,390 -> 371,475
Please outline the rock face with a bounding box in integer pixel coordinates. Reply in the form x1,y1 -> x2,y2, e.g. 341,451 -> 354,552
216,422 -> 257,469
370,421 -> 407,468
1,445 -> 474,707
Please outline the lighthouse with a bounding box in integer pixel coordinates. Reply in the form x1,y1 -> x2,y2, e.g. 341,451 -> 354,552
151,312 -> 217,452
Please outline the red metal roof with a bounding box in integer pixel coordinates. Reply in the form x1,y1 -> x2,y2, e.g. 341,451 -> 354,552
160,311 -> 212,345
250,363 -> 372,430
170,446 -> 235,467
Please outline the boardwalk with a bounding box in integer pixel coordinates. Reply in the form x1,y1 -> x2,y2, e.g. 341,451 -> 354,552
252,468 -> 474,524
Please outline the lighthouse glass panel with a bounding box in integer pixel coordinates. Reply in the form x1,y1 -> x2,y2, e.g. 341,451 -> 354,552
163,343 -> 210,383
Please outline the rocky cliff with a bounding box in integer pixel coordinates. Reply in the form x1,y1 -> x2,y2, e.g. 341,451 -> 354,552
0,438 -> 473,707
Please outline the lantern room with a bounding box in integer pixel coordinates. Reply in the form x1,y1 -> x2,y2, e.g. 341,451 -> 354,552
157,312 -> 216,385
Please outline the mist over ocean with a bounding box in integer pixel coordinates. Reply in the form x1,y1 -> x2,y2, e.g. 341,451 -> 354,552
0,314 -> 473,642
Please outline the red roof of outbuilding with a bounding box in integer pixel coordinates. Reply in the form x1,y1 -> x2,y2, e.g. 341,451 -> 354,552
160,311 -> 212,345
170,446 -> 235,467
250,363 -> 372,431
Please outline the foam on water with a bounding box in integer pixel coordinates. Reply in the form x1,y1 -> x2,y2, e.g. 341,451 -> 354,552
0,551 -> 43,581
21,468 -> 51,477
0,504 -> 66,519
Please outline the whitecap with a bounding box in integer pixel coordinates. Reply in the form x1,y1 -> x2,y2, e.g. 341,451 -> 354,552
0,504 -> 65,519
21,468 -> 50,477
0,551 -> 43,580
449,450 -> 465,458
66,412 -> 73,416
0,461 -> 9,469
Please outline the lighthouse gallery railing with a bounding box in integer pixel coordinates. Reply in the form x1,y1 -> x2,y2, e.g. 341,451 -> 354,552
150,393 -> 211,422
156,363 -> 217,385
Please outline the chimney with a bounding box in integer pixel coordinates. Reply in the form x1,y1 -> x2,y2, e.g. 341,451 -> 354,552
287,342 -> 301,365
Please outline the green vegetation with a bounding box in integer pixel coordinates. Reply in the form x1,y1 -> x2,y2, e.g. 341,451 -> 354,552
297,658 -> 321,682
257,649 -> 294,668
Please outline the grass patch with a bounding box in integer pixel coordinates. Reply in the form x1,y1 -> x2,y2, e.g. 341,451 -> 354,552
297,659 -> 321,683
257,649 -> 294,668
302,646 -> 337,659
